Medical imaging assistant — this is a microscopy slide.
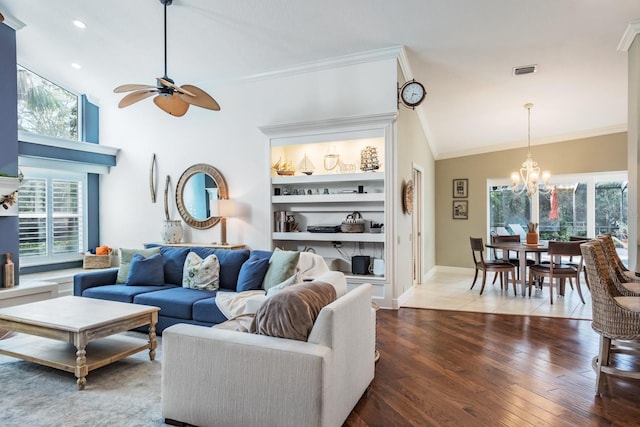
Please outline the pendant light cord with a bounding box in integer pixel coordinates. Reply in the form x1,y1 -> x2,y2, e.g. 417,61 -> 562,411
527,106 -> 531,152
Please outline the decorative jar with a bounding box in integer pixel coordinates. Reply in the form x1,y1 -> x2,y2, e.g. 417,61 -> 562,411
161,220 -> 183,244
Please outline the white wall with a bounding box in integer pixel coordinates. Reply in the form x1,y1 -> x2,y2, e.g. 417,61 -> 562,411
99,58 -> 398,250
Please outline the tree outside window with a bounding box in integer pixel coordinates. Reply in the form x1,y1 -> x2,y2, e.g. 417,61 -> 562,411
17,66 -> 78,140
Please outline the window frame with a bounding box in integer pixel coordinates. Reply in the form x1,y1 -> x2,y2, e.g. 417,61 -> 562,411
18,167 -> 88,268
487,170 -> 627,241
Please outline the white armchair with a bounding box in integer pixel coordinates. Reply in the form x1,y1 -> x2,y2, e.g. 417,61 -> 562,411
162,283 -> 375,427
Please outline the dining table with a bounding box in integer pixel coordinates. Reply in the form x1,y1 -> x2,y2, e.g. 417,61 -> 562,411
485,240 -> 549,296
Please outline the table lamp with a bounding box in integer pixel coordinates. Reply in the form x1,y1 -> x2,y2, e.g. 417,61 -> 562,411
211,199 -> 236,245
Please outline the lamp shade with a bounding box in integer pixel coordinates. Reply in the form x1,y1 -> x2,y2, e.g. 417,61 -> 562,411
211,199 -> 236,217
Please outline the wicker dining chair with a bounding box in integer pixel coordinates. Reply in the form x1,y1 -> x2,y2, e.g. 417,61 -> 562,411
597,234 -> 639,282
580,240 -> 640,395
470,237 -> 517,295
528,241 -> 586,304
597,234 -> 640,296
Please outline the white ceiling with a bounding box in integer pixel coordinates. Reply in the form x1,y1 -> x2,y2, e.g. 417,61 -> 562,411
1,0 -> 639,159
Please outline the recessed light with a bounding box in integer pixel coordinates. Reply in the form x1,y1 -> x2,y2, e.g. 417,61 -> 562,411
73,19 -> 87,29
71,63 -> 81,69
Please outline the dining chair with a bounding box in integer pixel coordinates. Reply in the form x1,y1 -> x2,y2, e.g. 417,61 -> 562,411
470,237 -> 517,295
597,234 -> 640,282
596,234 -> 640,296
569,236 -> 592,288
527,241 -> 586,304
490,234 -> 535,283
580,240 -> 640,396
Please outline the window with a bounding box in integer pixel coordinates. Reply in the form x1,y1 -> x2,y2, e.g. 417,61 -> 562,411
488,172 -> 628,264
17,65 -> 79,140
18,168 -> 87,267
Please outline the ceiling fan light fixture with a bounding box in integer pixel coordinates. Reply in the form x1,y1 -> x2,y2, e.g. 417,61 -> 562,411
113,0 -> 220,115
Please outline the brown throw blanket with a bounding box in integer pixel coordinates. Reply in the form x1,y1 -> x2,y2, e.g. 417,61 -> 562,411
251,281 -> 337,341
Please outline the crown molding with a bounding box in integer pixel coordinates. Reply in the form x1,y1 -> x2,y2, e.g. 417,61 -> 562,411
618,19 -> 640,51
239,45 -> 403,84
436,124 -> 627,160
1,11 -> 26,31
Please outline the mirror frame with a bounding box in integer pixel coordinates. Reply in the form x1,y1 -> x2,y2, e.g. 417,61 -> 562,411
175,163 -> 228,229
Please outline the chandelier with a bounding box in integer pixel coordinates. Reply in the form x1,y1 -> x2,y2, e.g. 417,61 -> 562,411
511,103 -> 550,197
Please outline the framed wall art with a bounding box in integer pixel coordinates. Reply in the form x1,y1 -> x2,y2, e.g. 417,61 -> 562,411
453,178 -> 468,198
452,200 -> 468,220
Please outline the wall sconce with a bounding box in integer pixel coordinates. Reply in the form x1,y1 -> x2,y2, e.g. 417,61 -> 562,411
211,199 -> 236,245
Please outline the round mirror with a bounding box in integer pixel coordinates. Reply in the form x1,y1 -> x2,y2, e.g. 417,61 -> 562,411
175,164 -> 228,229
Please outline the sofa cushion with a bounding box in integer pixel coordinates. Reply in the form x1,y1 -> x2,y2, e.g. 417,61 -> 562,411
183,252 -> 220,290
192,292 -> 235,324
116,247 -> 161,284
160,246 -> 190,286
190,248 -> 250,291
251,281 -> 337,341
134,287 -> 218,320
126,253 -> 165,286
236,255 -> 270,292
262,248 -> 300,292
82,284 -> 177,303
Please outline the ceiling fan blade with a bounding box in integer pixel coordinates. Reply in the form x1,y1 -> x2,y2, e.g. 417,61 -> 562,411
114,84 -> 158,93
178,84 -> 221,111
153,93 -> 190,117
118,90 -> 158,108
156,77 -> 196,97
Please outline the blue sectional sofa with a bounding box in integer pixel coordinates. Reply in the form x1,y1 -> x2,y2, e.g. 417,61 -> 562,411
73,245 -> 273,334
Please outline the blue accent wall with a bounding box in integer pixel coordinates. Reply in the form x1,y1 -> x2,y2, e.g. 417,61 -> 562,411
81,95 -> 99,144
88,173 -> 100,250
0,24 -> 19,286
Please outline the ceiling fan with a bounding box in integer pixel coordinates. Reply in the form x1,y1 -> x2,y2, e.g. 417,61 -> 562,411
114,0 -> 220,116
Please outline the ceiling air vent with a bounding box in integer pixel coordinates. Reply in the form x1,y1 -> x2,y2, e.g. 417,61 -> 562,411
513,65 -> 537,76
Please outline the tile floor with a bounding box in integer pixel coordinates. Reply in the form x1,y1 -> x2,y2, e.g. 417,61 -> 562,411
400,269 -> 592,320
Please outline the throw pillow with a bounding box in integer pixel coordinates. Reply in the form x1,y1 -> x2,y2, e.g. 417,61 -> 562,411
182,251 -> 220,290
160,246 -> 190,286
261,248 -> 300,292
265,273 -> 299,297
116,247 -> 161,284
251,281 -> 337,341
236,255 -> 270,292
126,253 -> 165,286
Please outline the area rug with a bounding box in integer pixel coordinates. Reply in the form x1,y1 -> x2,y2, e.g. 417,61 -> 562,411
0,333 -> 166,426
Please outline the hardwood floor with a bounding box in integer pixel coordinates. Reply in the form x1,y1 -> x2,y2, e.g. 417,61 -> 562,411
345,308 -> 640,426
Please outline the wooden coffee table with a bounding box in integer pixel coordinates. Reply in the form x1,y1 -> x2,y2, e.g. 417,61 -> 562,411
0,296 -> 159,390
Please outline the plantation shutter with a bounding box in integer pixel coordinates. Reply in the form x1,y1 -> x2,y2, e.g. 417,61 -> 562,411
18,171 -> 85,265
18,177 -> 47,257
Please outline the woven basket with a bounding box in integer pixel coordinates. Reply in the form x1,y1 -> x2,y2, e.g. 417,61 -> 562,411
83,254 -> 111,269
341,211 -> 365,233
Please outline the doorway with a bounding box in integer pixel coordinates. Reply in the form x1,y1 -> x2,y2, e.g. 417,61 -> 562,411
412,164 -> 425,287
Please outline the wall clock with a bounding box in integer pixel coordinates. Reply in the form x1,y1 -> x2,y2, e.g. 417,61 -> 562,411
402,180 -> 414,215
398,79 -> 426,109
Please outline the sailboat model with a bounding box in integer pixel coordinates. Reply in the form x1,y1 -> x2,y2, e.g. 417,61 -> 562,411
297,154 -> 316,175
272,157 -> 295,176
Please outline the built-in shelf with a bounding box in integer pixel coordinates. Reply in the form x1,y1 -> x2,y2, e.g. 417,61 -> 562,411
0,176 -> 20,197
263,114 -> 394,308
272,172 -> 383,185
272,232 -> 385,242
0,176 -> 21,216
272,193 -> 384,204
